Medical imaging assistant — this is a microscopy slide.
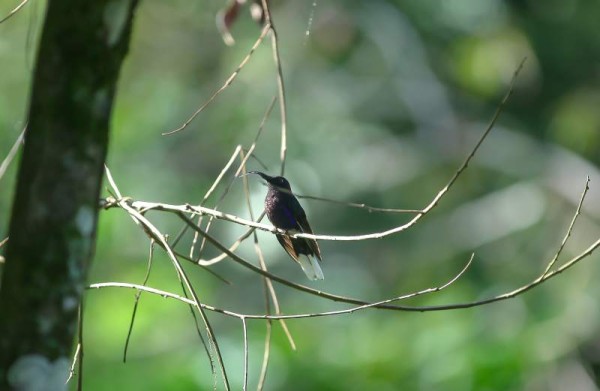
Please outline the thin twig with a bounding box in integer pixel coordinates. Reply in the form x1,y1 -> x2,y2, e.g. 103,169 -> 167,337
296,193 -> 423,214
173,250 -> 231,284
163,24 -> 271,136
123,239 -> 155,363
242,317 -> 249,391
89,252 -> 474,319
172,97 -> 278,268
0,127 -> 26,181
77,301 -> 84,391
175,190 -> 598,313
186,145 -> 242,257
234,96 -> 277,178
542,176 -> 590,277
99,199 -> 425,241
240,152 -> 295,350
196,211 -> 266,266
259,0 -> 288,175
104,166 -> 230,390
110,192 -> 588,314
185,210 -> 470,306
0,0 -> 30,24
195,96 -> 277,260
255,237 -> 296,348
65,344 -> 80,385
257,320 -> 272,391
178,274 -> 215,378
66,303 -> 83,386
249,184 -> 423,214
102,58 -> 526,243
90,232 -> 600,317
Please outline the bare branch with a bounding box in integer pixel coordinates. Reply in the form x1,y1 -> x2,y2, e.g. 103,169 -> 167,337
123,239 -> 155,363
240,151 -> 295,351
90,234 -> 600,318
0,0 -> 30,24
0,127 -> 25,181
163,24 -> 271,136
103,170 -> 594,319
187,145 -> 242,257
295,192 -> 423,214
181,211 -> 475,306
242,317 -> 248,391
173,250 -> 231,284
257,320 -> 271,391
103,60 -> 526,243
194,212 -> 266,266
542,176 -> 590,276
193,96 -> 277,261
88,252 -> 473,320
175,182 -> 598,314
66,303 -> 83,387
260,0 -> 288,175
0,237 -> 7,263
65,344 -> 80,385
233,96 -> 277,178
77,301 -> 84,391
104,167 -> 231,390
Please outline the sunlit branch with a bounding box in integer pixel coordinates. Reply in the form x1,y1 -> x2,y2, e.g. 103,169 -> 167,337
65,344 -> 80,385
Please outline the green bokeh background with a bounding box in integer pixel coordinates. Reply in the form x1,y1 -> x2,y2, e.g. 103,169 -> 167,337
1,0 -> 600,390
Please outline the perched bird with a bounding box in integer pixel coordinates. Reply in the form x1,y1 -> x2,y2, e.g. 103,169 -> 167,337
246,171 -> 324,280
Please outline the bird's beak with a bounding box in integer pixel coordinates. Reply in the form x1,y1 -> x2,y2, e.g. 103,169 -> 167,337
247,171 -> 273,183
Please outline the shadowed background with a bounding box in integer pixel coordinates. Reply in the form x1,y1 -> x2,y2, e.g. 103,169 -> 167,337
1,0 -> 599,389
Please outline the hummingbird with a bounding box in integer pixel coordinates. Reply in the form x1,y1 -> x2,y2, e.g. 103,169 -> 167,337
246,171 -> 324,280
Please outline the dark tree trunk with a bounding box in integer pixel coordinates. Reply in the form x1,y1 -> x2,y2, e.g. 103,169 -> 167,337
0,0 -> 139,389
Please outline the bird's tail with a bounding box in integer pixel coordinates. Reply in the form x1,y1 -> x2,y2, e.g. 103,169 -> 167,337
297,254 -> 324,280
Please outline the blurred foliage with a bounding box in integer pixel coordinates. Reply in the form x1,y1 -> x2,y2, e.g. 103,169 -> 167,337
1,0 -> 600,390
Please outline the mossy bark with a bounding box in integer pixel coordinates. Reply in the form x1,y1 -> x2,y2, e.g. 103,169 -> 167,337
0,0 -> 139,387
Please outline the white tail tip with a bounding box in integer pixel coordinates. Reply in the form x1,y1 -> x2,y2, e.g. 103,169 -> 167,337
297,254 -> 324,280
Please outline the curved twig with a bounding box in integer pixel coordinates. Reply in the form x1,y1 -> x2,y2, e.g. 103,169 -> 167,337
0,0 -> 30,24
105,167 -> 230,390
163,23 -> 271,136
104,59 -> 527,243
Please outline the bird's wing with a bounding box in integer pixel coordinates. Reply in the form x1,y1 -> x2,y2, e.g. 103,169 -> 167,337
286,199 -> 322,261
276,234 -> 299,261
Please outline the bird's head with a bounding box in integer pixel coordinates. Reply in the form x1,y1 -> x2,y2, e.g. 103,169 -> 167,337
246,171 -> 292,191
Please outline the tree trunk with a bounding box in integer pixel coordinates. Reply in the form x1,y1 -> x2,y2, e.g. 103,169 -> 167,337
0,1 -> 139,389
